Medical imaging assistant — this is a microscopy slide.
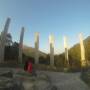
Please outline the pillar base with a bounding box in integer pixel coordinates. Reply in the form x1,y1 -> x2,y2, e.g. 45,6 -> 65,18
81,60 -> 87,68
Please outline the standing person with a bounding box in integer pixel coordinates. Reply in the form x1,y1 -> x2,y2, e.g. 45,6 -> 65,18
24,60 -> 37,76
27,61 -> 33,73
24,60 -> 28,71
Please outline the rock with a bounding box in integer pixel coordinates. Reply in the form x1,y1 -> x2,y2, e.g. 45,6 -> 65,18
0,71 -> 13,78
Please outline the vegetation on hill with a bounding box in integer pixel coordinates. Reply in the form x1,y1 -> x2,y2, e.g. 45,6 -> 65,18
1,33 -> 90,71
23,46 -> 47,58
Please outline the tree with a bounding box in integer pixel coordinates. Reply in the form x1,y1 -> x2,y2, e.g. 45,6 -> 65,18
5,33 -> 12,46
0,32 -> 12,46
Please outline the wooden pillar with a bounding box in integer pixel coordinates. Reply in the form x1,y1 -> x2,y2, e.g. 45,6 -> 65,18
49,34 -> 54,66
64,36 -> 69,67
35,32 -> 39,64
0,18 -> 11,63
79,33 -> 86,67
18,27 -> 25,63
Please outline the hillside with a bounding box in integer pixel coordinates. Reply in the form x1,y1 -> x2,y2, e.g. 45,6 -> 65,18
22,36 -> 90,68
54,36 -> 90,68
69,36 -> 90,64
22,46 -> 47,58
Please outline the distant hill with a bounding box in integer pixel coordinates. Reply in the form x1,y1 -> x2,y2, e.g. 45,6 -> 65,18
69,36 -> 90,63
22,36 -> 90,68
22,45 -> 47,58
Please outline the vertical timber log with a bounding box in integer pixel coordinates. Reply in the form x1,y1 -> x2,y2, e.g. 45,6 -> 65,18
18,27 -> 24,63
35,32 -> 39,64
79,33 -> 86,67
49,34 -> 54,66
64,36 -> 69,67
0,18 -> 11,63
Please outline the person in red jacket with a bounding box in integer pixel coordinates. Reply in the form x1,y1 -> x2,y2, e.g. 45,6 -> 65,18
27,61 -> 33,73
24,60 -> 33,73
24,60 -> 37,76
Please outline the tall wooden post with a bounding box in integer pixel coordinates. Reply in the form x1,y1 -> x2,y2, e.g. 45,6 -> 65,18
0,18 -> 11,63
49,34 -> 54,66
64,36 -> 69,67
35,32 -> 39,64
18,27 -> 25,63
79,33 -> 86,67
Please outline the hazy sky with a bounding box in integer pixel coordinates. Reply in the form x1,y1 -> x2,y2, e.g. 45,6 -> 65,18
0,0 -> 90,54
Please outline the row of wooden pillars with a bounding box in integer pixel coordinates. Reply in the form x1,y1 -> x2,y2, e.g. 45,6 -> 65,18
0,18 -> 87,68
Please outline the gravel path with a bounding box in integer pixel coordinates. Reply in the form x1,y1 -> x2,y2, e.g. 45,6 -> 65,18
38,71 -> 90,90
0,68 -> 90,90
